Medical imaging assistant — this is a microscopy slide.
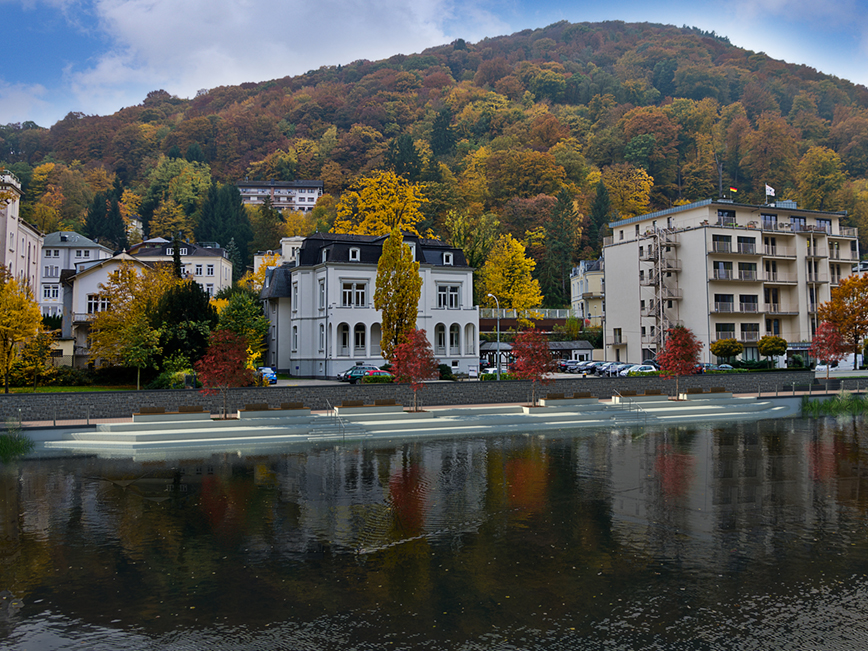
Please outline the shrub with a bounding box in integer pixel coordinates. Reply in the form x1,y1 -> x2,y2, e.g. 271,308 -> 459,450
146,369 -> 199,389
54,366 -> 94,386
438,363 -> 455,380
480,372 -> 517,381
0,421 -> 34,463
362,374 -> 394,384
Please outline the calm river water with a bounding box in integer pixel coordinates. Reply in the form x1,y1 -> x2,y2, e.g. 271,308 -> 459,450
3,416 -> 868,650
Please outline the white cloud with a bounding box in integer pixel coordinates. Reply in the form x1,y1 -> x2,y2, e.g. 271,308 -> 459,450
0,79 -> 51,125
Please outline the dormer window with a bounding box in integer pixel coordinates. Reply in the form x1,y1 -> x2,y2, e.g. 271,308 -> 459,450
322,249 -> 328,263
407,242 -> 416,258
180,248 -> 188,255
166,248 -> 173,255
349,247 -> 360,262
443,252 -> 453,266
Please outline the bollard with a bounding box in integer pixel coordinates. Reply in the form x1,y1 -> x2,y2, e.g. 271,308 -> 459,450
53,407 -> 56,427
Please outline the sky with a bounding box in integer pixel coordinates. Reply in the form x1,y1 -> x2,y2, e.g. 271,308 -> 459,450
3,0 -> 868,128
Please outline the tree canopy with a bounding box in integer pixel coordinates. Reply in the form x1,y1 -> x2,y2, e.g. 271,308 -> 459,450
374,228 -> 423,360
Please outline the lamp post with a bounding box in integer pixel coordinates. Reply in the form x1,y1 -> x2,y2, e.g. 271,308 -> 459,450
488,293 -> 501,380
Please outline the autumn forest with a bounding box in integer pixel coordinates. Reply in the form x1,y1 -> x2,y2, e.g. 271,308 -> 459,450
4,20 -> 868,308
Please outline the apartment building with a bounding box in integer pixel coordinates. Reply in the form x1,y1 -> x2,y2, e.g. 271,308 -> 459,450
602,199 -> 858,364
570,259 -> 604,327
260,233 -> 479,377
40,231 -> 113,316
237,180 -> 324,213
0,169 -> 43,291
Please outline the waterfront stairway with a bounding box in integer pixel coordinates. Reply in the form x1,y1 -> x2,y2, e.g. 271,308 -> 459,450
40,392 -> 800,459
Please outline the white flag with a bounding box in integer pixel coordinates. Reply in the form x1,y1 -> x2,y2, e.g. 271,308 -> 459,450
765,184 -> 775,197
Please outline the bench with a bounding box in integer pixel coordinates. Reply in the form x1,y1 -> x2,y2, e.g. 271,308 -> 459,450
242,403 -> 271,412
133,406 -> 212,422
679,388 -> 734,400
538,392 -> 601,407
545,392 -> 566,400
237,401 -> 311,419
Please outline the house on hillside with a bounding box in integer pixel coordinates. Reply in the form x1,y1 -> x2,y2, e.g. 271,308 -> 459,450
237,180 -> 324,213
603,198 -> 859,365
127,238 -> 233,296
261,233 -> 479,377
40,231 -> 113,317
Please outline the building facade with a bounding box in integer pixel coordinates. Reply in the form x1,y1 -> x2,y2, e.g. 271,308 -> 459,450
40,232 -> 114,316
570,259 -> 604,327
127,238 -> 233,296
237,180 -> 324,213
1,169 -> 43,291
602,199 -> 859,364
261,233 -> 479,378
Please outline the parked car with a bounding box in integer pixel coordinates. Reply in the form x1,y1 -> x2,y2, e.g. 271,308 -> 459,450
570,360 -> 594,373
558,360 -> 581,372
718,364 -> 734,370
608,362 -> 636,376
595,361 -> 619,376
620,364 -> 658,376
581,361 -> 607,375
339,365 -> 379,382
257,367 -> 277,384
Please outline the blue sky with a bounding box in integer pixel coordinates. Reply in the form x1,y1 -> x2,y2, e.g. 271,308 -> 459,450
3,0 -> 868,128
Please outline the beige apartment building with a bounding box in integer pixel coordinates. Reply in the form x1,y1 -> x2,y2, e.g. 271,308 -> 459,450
570,259 -> 604,327
602,199 -> 859,364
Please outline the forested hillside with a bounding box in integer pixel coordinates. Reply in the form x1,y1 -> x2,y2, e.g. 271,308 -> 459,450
3,20 -> 868,306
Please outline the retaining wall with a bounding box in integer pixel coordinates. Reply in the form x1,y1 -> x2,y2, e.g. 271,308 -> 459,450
0,371 -> 819,422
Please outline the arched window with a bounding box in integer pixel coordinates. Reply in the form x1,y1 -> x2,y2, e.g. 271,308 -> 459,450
435,324 -> 446,355
354,324 -> 366,355
319,324 -> 325,351
338,323 -> 350,356
449,324 -> 460,355
464,324 -> 476,355
291,325 -> 298,352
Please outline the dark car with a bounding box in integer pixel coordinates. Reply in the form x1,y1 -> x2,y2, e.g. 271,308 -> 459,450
339,365 -> 379,382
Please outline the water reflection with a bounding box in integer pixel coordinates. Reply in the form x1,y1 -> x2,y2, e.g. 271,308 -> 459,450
3,417 -> 868,649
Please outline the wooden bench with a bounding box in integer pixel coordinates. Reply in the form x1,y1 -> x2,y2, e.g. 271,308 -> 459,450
242,403 -> 271,412
238,401 -> 312,419
545,392 -> 566,400
179,405 -> 203,413
572,392 -> 592,399
539,392 -> 601,407
342,400 -> 365,408
280,402 -> 306,410
374,398 -> 397,406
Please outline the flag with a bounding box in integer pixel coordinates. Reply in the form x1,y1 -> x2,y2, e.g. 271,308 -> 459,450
729,186 -> 738,193
765,184 -> 775,197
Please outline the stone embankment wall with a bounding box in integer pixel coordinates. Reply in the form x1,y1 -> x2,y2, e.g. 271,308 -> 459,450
0,371 -> 819,422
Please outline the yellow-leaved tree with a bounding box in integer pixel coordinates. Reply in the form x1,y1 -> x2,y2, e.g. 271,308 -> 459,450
332,170 -> 427,236
241,252 -> 282,294
478,234 -> 543,326
374,228 -> 423,361
0,267 -> 43,393
602,162 -> 654,219
817,273 -> 868,364
89,262 -> 178,386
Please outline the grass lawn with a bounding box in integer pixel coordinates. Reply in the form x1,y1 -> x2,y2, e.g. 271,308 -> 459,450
5,385 -> 138,393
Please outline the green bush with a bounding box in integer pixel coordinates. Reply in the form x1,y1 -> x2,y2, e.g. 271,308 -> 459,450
362,374 -> 394,384
628,370 -> 661,377
0,421 -> 34,463
146,369 -> 199,390
439,364 -> 455,380
480,372 -> 517,381
54,366 -> 94,386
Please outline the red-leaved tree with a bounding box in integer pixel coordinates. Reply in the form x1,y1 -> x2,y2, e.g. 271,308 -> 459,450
511,328 -> 555,406
195,330 -> 255,418
656,325 -> 702,398
391,328 -> 438,411
810,321 -> 847,379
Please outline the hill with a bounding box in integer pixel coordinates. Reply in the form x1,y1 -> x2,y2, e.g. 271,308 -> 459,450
3,19 -> 868,304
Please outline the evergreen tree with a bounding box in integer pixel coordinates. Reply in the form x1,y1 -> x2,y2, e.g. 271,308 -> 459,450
249,195 -> 284,254
430,107 -> 456,156
197,183 -> 253,264
104,196 -> 128,251
83,192 -> 107,243
186,142 -> 206,163
152,280 -> 218,366
225,237 -> 244,282
539,189 -> 576,307
587,181 -> 613,252
166,144 -> 182,159
172,232 -> 183,278
385,133 -> 423,181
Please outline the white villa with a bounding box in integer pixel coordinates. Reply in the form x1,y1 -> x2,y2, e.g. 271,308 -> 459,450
261,233 -> 479,378
40,231 -> 113,317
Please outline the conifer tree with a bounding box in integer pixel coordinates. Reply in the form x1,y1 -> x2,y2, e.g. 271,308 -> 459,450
587,181 -> 613,251
430,107 -> 456,156
104,196 -> 128,250
539,189 -> 577,307
83,192 -> 107,243
374,228 -> 422,361
385,134 -> 423,182
225,237 -> 244,282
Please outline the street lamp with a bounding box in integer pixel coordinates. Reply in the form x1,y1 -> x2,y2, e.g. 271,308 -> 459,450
487,293 -> 500,380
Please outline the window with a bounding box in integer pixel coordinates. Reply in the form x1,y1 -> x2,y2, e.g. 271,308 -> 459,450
319,324 -> 325,351
761,213 -> 777,229
83,250 -> 90,258
87,294 -> 109,314
717,209 -> 736,226
443,252 -> 453,265
206,283 -> 214,296
292,282 -> 298,312
714,294 -> 734,312
790,216 -> 806,231
75,250 -> 82,258
349,247 -> 360,261
318,280 -> 325,309
737,236 -> 755,254
740,295 -> 759,312
195,264 -> 203,275
166,248 -> 173,255
738,262 -> 757,280
292,326 -> 298,352
437,285 -> 460,308
816,218 -> 831,233
341,282 -> 366,307
712,234 -> 731,253
43,285 -> 58,299
354,324 -> 366,351
206,264 -> 214,276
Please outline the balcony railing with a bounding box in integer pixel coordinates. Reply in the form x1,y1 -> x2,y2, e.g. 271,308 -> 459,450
639,273 -> 656,286
661,258 -> 682,271
713,302 -> 735,313
840,227 -> 858,238
738,270 -> 759,281
763,245 -> 796,257
763,272 -> 798,283
737,243 -> 757,255
806,247 -> 827,257
606,335 -> 627,346
479,308 -> 574,319
764,303 -> 798,314
712,269 -> 733,280
740,331 -> 761,342
660,287 -> 683,299
712,241 -> 732,253
715,331 -> 736,341
739,302 -> 760,312
806,273 -> 828,283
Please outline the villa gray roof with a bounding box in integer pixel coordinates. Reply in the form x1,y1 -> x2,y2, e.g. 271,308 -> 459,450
43,231 -> 113,253
295,232 -> 469,268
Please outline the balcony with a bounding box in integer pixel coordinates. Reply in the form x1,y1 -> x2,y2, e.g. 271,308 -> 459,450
763,272 -> 797,284
764,303 -> 799,315
763,244 -> 796,258
737,243 -> 757,255
711,269 -> 733,281
738,270 -> 759,281
714,331 -> 737,342
639,247 -> 656,261
712,241 -> 732,254
806,247 -> 827,258
829,249 -> 856,261
840,226 -> 858,238
713,302 -> 735,313
806,273 -> 828,283
739,302 -> 760,312
639,273 -> 657,286
606,335 -> 627,346
740,331 -> 761,342
582,291 -> 603,299
641,304 -> 656,317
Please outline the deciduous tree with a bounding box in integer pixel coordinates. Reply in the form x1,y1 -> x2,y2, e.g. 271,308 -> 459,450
333,170 -> 427,236
478,234 -> 543,325
656,325 -> 702,398
810,321 -> 847,379
602,163 -> 653,218
217,291 -> 270,369
818,274 -> 868,366
796,146 -> 845,211
757,335 -> 788,365
391,328 -> 438,411
510,328 -> 555,406
375,228 -> 422,361
709,338 -> 743,362
195,330 -> 254,418
0,268 -> 43,393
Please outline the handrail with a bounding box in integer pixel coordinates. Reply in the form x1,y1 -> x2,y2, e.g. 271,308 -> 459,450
324,399 -> 348,441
